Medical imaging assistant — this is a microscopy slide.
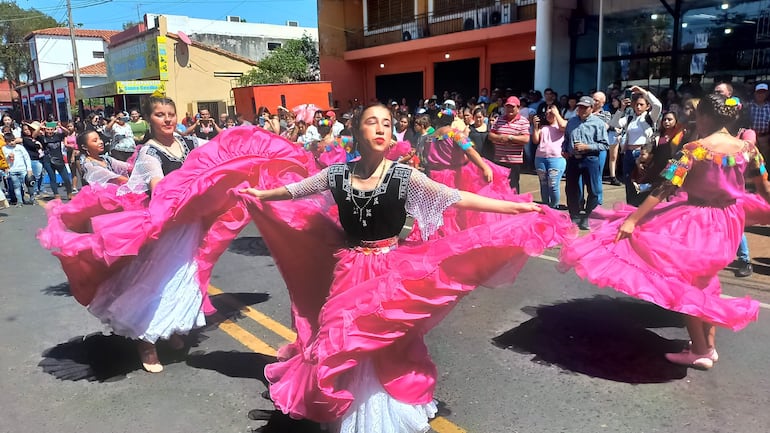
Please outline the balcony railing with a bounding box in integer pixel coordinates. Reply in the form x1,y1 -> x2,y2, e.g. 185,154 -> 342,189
345,0 -> 536,51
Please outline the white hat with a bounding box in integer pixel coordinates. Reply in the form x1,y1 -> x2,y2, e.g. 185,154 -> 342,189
443,99 -> 456,109
755,83 -> 769,91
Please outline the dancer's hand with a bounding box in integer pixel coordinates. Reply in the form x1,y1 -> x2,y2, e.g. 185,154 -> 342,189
512,202 -> 544,214
615,219 -> 635,242
483,166 -> 493,183
239,187 -> 265,199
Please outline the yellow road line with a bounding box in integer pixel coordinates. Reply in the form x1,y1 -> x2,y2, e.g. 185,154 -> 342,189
207,285 -> 467,433
430,417 -> 469,433
208,286 -> 297,342
215,318 -> 277,356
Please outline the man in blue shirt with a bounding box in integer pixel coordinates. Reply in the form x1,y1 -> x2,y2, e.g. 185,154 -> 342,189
562,96 -> 609,230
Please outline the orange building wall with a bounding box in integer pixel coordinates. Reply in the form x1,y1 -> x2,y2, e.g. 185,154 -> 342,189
318,0 -> 536,105
319,0 -> 365,108
233,82 -> 333,123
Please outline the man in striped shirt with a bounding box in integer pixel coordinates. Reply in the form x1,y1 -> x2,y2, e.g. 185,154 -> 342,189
489,96 -> 531,192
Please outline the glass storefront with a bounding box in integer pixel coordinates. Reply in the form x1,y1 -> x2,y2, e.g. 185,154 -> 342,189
572,0 -> 770,96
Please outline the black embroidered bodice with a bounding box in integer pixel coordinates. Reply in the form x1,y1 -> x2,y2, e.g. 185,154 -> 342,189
328,163 -> 411,242
144,137 -> 196,175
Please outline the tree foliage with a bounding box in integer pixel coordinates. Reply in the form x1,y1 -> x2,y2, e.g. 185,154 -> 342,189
0,2 -> 60,89
238,33 -> 320,86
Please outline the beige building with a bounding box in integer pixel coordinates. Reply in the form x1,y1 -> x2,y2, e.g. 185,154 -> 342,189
81,15 -> 257,118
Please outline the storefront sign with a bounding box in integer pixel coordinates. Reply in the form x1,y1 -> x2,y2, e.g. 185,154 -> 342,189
79,80 -> 166,99
108,35 -> 169,81
115,80 -> 166,94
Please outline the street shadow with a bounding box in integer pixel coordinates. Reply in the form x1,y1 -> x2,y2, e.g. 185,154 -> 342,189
228,236 -> 272,257
41,282 -> 72,297
38,292 -> 269,382
38,332 -> 194,382
492,295 -> 689,383
201,292 -> 271,328
186,350 -> 274,384
247,409 -> 326,433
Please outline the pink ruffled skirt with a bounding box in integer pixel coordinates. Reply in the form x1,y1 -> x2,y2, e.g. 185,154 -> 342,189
559,199 -> 759,331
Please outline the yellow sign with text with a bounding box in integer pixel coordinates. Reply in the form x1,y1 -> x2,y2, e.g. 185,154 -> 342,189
108,35 -> 169,81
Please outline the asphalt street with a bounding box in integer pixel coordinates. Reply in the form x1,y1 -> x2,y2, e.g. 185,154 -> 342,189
1,175 -> 769,433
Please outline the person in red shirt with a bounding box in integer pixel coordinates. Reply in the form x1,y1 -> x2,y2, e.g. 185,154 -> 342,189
488,96 -> 531,192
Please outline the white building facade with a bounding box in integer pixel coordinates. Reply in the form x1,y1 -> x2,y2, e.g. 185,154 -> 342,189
19,28 -> 117,121
145,13 -> 318,62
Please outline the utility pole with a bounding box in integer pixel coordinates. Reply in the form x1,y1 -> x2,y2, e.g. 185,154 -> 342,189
66,0 -> 82,117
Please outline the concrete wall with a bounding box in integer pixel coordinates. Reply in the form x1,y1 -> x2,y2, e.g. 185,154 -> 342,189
164,37 -> 255,118
146,13 -> 318,62
31,36 -> 108,81
186,34 -> 299,62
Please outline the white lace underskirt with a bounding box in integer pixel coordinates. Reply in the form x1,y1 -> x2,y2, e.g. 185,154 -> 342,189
330,359 -> 438,433
88,221 -> 206,343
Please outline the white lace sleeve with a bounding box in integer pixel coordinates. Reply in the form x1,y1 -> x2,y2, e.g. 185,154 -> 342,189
284,167 -> 330,198
117,146 -> 163,195
83,160 -> 124,187
405,169 -> 462,240
110,158 -> 131,177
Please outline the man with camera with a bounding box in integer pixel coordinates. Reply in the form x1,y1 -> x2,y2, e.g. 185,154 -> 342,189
184,108 -> 221,140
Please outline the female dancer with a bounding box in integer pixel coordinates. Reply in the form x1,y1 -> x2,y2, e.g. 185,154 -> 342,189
421,106 -> 530,237
78,130 -> 130,186
239,103 -> 573,431
39,95 -> 208,373
559,93 -> 769,369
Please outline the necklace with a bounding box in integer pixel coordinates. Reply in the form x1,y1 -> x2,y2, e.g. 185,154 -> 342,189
152,138 -> 186,159
347,159 -> 387,227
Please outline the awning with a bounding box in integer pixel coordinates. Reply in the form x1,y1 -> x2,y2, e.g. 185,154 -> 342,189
78,80 -> 166,99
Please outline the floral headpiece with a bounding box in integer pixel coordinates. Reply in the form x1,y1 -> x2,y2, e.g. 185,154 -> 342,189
437,108 -> 455,118
725,97 -> 742,110
317,118 -> 331,127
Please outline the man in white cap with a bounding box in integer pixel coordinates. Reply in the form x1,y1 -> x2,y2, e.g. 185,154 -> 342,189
562,95 -> 609,230
748,83 -> 770,162
443,99 -> 468,133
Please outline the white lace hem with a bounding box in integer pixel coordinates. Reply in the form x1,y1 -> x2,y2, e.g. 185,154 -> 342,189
87,222 -> 206,343
330,359 -> 438,433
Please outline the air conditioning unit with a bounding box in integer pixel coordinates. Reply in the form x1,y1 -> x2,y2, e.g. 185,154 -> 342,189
226,15 -> 242,22
402,21 -> 423,41
489,3 -> 516,26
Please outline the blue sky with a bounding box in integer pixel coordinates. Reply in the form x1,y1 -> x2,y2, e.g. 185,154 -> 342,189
17,0 -> 318,31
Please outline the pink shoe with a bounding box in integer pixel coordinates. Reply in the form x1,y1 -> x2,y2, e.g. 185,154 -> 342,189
688,341 -> 718,363
665,349 -> 715,369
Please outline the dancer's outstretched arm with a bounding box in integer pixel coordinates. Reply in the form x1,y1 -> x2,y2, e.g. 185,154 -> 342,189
239,186 -> 292,201
454,190 -> 542,215
615,192 -> 663,243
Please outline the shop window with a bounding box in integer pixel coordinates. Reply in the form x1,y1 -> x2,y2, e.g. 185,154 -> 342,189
267,42 -> 281,51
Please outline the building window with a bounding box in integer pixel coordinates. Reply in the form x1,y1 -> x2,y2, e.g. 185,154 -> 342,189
93,51 -> 105,59
267,42 -> 282,51
366,0 -> 415,30
432,0 -> 494,16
